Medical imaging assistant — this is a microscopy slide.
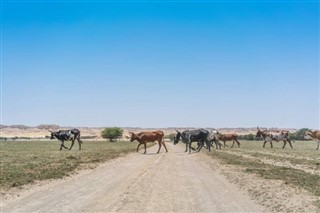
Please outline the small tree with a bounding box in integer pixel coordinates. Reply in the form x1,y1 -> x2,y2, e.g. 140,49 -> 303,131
164,133 -> 176,141
101,127 -> 124,142
290,128 -> 311,140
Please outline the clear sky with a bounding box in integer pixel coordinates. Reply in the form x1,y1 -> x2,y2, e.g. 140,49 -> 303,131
1,1 -> 319,129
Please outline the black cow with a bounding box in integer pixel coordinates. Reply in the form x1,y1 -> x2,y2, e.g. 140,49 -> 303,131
49,129 -> 82,150
173,129 -> 211,154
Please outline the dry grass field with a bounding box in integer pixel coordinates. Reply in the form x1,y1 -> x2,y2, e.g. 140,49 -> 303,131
1,139 -> 319,212
0,140 -> 152,191
206,140 -> 320,210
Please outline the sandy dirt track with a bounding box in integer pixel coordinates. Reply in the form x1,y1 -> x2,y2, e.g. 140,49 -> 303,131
2,143 -> 262,213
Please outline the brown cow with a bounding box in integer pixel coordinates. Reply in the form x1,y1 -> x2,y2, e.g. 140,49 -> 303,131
304,130 -> 320,150
217,133 -> 240,148
129,130 -> 168,154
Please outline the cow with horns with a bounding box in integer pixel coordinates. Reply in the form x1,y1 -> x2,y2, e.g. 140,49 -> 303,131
49,129 -> 83,150
255,127 -> 293,149
174,129 -> 211,154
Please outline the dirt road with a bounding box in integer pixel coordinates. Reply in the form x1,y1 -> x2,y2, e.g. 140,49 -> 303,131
2,143 -> 262,213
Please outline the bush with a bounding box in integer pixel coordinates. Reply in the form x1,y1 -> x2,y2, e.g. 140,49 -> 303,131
164,133 -> 176,141
238,134 -> 256,141
289,128 -> 311,140
101,127 -> 123,142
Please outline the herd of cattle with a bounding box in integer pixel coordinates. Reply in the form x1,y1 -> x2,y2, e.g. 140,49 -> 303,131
49,128 -> 320,153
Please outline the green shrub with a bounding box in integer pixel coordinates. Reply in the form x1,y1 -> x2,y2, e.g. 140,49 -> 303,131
101,127 -> 123,142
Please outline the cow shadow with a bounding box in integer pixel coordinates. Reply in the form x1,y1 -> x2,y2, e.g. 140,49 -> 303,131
138,152 -> 158,155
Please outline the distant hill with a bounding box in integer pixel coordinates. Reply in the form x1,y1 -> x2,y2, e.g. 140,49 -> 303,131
0,124 -> 298,139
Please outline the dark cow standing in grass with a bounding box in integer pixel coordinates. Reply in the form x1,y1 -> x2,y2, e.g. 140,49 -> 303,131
49,129 -> 83,150
217,133 -> 241,148
129,130 -> 168,154
174,129 -> 211,154
304,130 -> 320,150
255,127 -> 293,149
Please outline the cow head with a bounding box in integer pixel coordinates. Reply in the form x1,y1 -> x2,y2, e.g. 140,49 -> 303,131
255,127 -> 265,140
303,131 -> 313,140
129,132 -> 139,142
48,130 -> 56,140
173,129 -> 181,145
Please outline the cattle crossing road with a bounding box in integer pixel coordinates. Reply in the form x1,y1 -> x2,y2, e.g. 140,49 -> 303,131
2,143 -> 262,213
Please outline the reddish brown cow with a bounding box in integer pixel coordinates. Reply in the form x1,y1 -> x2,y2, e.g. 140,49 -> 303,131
217,133 -> 240,148
304,130 -> 320,150
129,130 -> 168,154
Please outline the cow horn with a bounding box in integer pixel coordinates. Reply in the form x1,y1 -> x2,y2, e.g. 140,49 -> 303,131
48,129 -> 53,133
175,129 -> 179,133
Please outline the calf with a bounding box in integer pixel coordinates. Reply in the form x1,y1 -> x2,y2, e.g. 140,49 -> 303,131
207,129 -> 222,149
129,130 -> 168,154
217,133 -> 240,148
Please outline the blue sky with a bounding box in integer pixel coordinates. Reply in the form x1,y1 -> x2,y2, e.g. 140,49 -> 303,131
1,1 -> 319,128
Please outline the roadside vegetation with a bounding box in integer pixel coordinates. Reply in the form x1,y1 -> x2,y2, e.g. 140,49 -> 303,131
0,140 -> 149,191
206,140 -> 320,209
101,127 -> 124,142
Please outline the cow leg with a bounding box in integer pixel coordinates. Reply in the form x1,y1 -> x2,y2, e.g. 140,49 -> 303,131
231,140 -> 235,148
288,140 -> 293,149
162,141 -> 168,152
263,141 -> 267,148
212,141 -> 217,149
235,139 -> 240,148
196,141 -> 203,151
215,140 -> 222,150
60,140 -> 68,150
211,141 -> 216,149
270,141 -> 273,148
69,139 -> 75,150
197,141 -> 203,152
218,141 -> 222,149
225,141 -> 229,148
212,141 -> 216,149
185,143 -> 188,152
77,138 -> 82,150
199,142 -> 204,152
282,141 -> 286,149
157,141 -> 162,154
189,142 -> 192,154
137,143 -> 142,152
316,141 -> 320,150
144,143 -> 147,154
206,140 -> 211,152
